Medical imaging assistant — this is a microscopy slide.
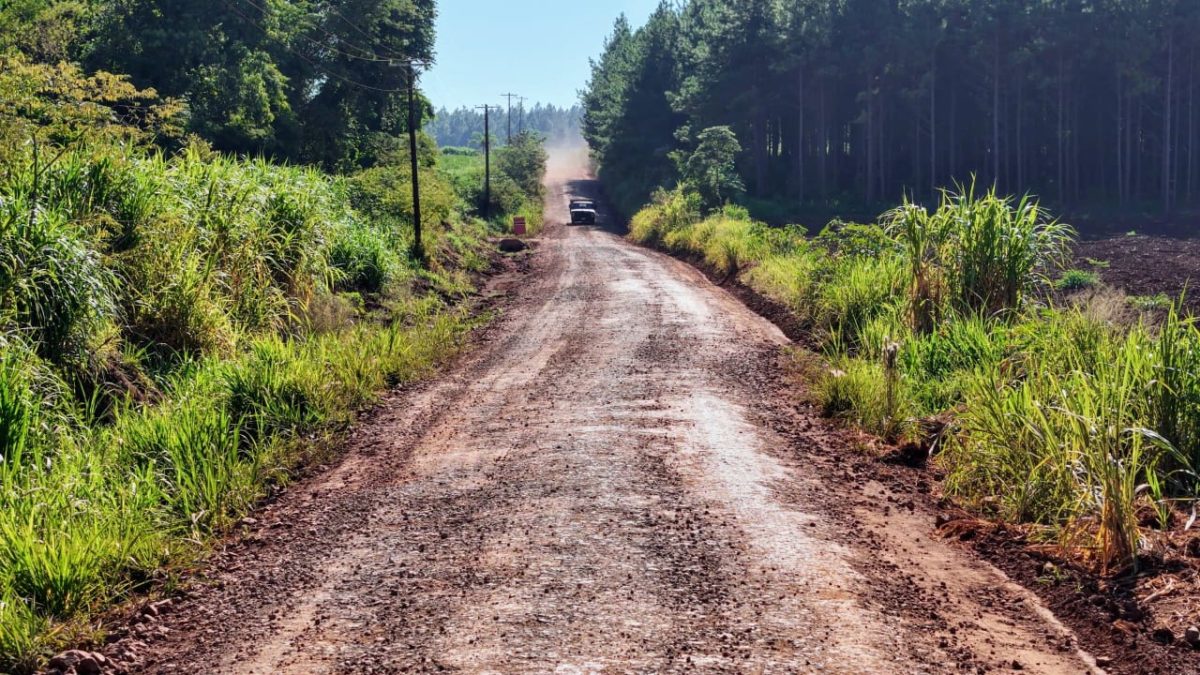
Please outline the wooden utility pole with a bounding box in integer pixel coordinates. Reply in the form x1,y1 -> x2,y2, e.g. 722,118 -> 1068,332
407,62 -> 423,261
501,93 -> 519,143
476,105 -> 499,219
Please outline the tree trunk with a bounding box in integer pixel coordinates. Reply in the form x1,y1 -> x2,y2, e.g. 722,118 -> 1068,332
797,67 -> 805,203
1016,74 -> 1024,190
1117,72 -> 1125,206
819,82 -> 828,199
929,58 -> 937,199
949,89 -> 957,184
1189,45 -> 1196,204
1164,29 -> 1175,214
1057,56 -> 1065,203
866,74 -> 875,203
993,32 -> 1001,187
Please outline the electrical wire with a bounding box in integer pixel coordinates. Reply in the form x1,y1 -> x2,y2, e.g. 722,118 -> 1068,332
237,0 -> 401,64
221,0 -> 413,93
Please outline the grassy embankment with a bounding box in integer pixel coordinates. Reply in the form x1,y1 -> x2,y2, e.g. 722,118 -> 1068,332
629,186 -> 1200,576
0,72 -> 544,674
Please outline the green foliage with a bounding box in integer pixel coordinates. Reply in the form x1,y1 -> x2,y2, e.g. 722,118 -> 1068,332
1129,293 -> 1172,312
628,183 -> 1200,572
1055,269 -> 1101,291
0,201 -> 117,363
0,54 -> 186,155
583,0 -> 1200,213
582,5 -> 685,216
628,186 -> 701,245
681,126 -> 746,210
434,141 -> 548,229
496,131 -> 549,199
815,221 -> 896,258
884,185 -> 1074,332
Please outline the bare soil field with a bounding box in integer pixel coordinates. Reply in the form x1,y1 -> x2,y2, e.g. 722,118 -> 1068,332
1073,234 -> 1200,312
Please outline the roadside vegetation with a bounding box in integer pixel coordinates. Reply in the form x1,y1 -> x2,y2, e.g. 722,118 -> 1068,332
629,184 -> 1200,576
0,1 -> 548,671
439,132 -> 549,235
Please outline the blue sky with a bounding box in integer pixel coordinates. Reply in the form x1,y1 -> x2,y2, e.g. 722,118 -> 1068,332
422,1 -> 660,111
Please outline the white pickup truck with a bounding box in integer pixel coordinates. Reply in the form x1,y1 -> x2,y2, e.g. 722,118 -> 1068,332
569,199 -> 597,225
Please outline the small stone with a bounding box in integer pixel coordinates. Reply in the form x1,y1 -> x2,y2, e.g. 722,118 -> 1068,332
239,516 -> 259,527
1095,656 -> 1112,667
1011,659 -> 1024,670
1184,625 -> 1200,647
49,650 -> 101,675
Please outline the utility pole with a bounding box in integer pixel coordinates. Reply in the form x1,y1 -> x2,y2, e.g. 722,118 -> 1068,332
501,92 -> 519,144
476,105 -> 500,220
407,62 -> 424,261
391,59 -> 430,262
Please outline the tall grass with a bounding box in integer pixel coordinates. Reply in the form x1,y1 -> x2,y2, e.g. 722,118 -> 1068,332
629,184 -> 1200,574
884,184 -> 1074,331
0,138 -> 496,672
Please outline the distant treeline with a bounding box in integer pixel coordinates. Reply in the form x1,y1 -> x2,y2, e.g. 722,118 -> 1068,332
428,103 -> 582,147
583,0 -> 1200,217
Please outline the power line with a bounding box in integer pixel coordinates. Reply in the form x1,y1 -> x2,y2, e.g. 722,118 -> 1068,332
221,0 -> 416,94
236,0 -> 397,64
323,2 -> 415,62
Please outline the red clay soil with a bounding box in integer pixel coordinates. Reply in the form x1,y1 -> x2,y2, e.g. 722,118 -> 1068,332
64,149 -> 1172,674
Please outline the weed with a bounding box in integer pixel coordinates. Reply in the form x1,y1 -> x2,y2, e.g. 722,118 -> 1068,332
1055,269 -> 1101,292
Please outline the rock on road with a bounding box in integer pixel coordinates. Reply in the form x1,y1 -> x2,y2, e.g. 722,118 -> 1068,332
114,148 -> 1101,674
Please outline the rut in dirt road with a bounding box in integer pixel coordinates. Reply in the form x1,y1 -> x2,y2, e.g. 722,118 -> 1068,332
112,150 -> 1100,674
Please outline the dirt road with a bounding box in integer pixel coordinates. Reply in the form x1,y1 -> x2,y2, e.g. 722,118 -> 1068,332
110,149 -> 1101,674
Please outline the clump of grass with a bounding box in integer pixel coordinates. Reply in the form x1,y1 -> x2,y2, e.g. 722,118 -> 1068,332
1128,293 -> 1172,312
884,183 -> 1073,331
1055,269 -> 1101,291
743,248 -> 821,317
818,353 -> 913,442
628,186 -> 701,245
818,254 -> 907,349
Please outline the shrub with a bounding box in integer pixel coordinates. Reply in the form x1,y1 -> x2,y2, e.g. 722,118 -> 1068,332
329,223 -> 404,293
817,254 -> 907,349
818,356 -> 912,441
0,202 -> 117,363
628,186 -> 700,244
743,249 -> 821,317
1055,269 -> 1100,291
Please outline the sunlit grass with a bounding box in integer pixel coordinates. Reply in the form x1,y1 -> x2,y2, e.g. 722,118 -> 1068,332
628,185 -> 1200,576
